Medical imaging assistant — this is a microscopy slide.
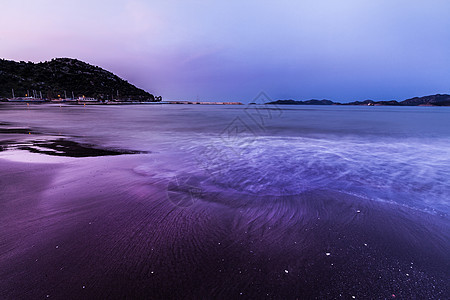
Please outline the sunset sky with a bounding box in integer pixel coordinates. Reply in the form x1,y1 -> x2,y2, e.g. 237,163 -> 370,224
1,0 -> 449,102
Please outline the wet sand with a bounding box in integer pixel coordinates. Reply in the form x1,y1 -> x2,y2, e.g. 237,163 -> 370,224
0,154 -> 448,299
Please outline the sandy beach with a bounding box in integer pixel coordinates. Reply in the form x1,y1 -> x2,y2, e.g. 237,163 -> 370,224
1,154 -> 449,299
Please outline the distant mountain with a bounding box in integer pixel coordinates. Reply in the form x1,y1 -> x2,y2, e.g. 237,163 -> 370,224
342,100 -> 401,106
0,58 -> 156,101
266,94 -> 450,106
400,94 -> 450,106
267,99 -> 334,105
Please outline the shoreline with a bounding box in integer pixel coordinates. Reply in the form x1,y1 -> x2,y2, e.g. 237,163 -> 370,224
0,100 -> 244,105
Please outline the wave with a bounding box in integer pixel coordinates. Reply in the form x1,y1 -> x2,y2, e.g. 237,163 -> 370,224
177,135 -> 450,213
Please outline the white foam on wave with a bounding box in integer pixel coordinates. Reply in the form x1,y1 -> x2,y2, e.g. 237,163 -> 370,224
180,135 -> 450,213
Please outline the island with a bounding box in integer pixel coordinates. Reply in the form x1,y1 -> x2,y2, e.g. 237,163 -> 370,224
266,94 -> 450,106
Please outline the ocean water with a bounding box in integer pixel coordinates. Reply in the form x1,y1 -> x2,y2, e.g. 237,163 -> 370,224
0,103 -> 449,298
2,104 -> 448,212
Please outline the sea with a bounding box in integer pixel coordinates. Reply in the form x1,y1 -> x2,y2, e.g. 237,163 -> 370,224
0,103 -> 449,299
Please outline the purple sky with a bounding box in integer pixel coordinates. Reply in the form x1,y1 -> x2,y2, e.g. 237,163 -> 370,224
1,0 -> 450,102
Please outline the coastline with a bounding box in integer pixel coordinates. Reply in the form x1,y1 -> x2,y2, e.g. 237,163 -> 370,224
1,100 -> 244,105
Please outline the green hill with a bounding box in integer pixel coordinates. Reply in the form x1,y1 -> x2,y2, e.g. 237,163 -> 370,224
0,58 -> 156,101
